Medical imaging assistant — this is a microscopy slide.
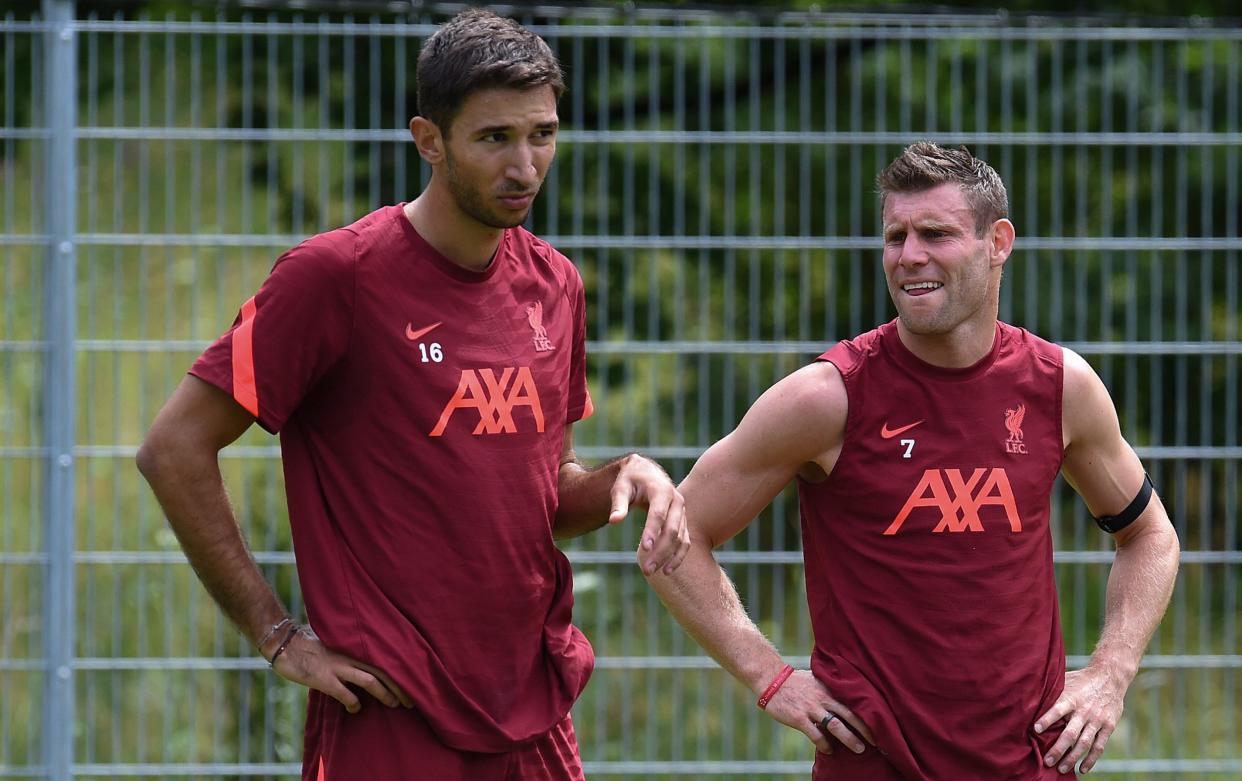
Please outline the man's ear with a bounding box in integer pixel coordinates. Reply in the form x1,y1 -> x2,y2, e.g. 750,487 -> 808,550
989,218 -> 1016,268
410,116 -> 445,165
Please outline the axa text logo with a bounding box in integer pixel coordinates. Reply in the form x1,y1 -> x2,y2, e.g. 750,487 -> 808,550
430,367 -> 545,436
884,467 -> 1023,535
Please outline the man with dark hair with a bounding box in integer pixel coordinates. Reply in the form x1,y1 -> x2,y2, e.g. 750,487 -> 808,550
415,8 -> 565,133
137,9 -> 688,780
647,142 -> 1179,779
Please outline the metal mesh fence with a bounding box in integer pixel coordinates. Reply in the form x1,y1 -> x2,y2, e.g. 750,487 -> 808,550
1,2 -> 1239,778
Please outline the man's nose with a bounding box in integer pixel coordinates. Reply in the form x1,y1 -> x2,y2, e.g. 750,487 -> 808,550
506,143 -> 538,186
898,235 -> 929,266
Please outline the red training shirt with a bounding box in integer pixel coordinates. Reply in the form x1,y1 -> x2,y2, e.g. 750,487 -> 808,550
801,320 -> 1073,780
191,204 -> 595,753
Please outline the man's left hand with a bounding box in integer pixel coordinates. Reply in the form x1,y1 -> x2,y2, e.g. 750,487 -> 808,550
608,455 -> 689,576
1034,665 -> 1126,774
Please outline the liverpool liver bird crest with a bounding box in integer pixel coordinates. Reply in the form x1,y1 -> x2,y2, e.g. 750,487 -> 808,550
526,301 -> 555,352
1004,404 -> 1026,444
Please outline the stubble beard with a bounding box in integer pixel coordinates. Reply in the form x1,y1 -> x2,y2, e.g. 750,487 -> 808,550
897,306 -> 951,336
445,152 -> 535,230
893,251 -> 994,336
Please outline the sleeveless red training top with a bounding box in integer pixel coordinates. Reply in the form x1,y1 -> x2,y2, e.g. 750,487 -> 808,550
800,319 -> 1073,780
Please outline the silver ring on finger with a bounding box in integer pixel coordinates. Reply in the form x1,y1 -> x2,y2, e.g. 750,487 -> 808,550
819,712 -> 839,732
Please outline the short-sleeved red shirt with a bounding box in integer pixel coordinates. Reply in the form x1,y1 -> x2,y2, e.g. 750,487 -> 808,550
191,204 -> 595,753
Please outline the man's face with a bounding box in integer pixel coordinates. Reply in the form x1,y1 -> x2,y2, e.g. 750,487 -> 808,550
881,183 -> 999,336
440,85 -> 558,230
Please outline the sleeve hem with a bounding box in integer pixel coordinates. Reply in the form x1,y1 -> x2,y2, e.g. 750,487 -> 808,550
187,367 -> 279,435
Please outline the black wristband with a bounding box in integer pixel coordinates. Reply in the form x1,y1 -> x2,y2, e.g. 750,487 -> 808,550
267,624 -> 299,668
1093,473 -> 1154,534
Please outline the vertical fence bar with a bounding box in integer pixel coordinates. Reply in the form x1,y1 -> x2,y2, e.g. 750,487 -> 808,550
136,19 -> 151,761
2,10 -> 19,769
643,24 -> 660,766
847,35 -> 860,336
160,18 -> 175,765
1172,40 -> 1190,760
40,2 -> 77,780
29,11 -> 44,765
210,18 -> 227,767
1197,38 -> 1215,766
591,29 -> 609,756
670,25 -> 688,763
619,18 -> 635,762
79,12 -> 97,767
712,19 -> 726,389
1143,42 -> 1162,763
1225,37 -> 1239,754
342,16 -> 354,221
107,14 -> 124,767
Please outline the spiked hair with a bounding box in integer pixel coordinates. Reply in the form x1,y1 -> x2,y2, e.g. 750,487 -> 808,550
877,142 -> 1008,236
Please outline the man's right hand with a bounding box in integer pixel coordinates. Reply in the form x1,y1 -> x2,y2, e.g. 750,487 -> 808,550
270,626 -> 414,713
765,669 -> 874,755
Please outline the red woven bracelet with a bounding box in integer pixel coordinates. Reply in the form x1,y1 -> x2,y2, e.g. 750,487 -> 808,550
756,664 -> 795,709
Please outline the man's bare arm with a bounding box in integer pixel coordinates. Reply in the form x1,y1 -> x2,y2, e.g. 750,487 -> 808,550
554,425 -> 689,576
1035,349 -> 1180,774
136,376 -> 282,643
646,362 -> 872,755
137,375 -> 413,713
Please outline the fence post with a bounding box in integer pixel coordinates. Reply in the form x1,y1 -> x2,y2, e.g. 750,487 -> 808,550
41,1 -> 77,779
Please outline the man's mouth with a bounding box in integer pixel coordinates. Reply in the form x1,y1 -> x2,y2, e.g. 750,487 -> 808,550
901,281 -> 943,296
499,192 -> 536,209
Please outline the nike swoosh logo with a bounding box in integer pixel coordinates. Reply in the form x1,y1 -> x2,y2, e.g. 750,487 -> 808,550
880,420 -> 924,439
405,321 -> 442,341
